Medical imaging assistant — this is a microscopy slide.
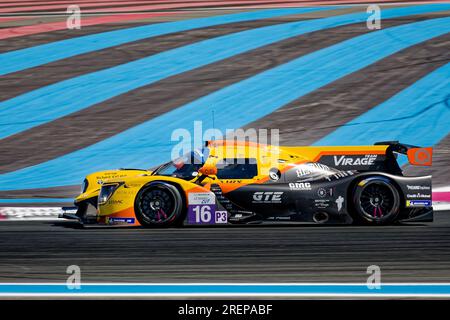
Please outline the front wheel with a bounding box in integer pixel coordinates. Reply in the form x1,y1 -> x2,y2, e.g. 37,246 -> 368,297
134,182 -> 184,227
352,177 -> 400,225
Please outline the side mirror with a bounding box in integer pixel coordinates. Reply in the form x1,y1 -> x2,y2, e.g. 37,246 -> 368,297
198,164 -> 217,176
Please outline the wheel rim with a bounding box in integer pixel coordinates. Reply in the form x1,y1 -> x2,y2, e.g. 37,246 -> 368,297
359,182 -> 396,220
139,188 -> 176,224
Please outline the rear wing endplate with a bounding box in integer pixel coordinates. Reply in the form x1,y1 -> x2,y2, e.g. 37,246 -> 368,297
374,141 -> 432,166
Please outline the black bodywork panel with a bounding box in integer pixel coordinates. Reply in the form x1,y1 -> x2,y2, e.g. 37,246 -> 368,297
214,161 -> 433,224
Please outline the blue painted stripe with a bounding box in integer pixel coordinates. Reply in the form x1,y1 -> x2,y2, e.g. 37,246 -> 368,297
0,198 -> 73,203
1,284 -> 450,295
0,7 -> 335,76
314,62 -> 450,167
1,4 -> 450,140
1,17 -> 449,191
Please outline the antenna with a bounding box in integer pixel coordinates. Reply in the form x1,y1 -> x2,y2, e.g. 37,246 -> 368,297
212,109 -> 215,133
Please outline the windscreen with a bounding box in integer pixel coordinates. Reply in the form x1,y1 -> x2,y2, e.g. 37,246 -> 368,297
151,148 -> 208,180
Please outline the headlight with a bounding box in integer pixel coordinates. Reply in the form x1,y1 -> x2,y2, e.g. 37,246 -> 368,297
81,179 -> 88,194
98,183 -> 121,205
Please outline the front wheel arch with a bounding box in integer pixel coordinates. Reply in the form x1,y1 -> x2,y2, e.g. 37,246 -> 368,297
134,181 -> 186,227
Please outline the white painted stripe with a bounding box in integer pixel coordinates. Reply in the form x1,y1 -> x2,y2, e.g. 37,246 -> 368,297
434,203 -> 450,211
435,186 -> 450,192
2,282 -> 450,297
0,206 -> 75,221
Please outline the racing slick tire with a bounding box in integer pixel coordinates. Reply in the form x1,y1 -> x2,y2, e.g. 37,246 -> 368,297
134,182 -> 184,227
352,176 -> 401,225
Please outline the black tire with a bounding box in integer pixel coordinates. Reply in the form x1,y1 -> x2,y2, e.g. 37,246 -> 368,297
134,182 -> 184,227
352,176 -> 401,225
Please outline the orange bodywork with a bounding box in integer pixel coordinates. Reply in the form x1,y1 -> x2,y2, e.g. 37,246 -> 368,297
407,147 -> 433,166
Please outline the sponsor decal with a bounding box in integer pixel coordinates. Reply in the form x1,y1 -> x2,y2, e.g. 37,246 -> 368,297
335,196 -> 344,212
333,155 -> 378,166
252,192 -> 283,203
405,185 -> 431,200
222,180 -> 242,184
267,216 -> 291,221
358,180 -> 367,187
406,200 -> 432,207
407,185 -> 431,191
187,192 -> 218,225
188,192 -> 215,205
115,189 -> 136,196
269,168 -> 281,181
314,199 -> 330,209
107,217 -> 135,225
406,193 -> 431,199
317,188 -> 327,198
107,199 -> 123,205
295,163 -> 330,177
317,187 -> 333,198
325,170 -> 355,181
96,173 -> 131,185
96,173 -> 130,180
289,182 -> 312,191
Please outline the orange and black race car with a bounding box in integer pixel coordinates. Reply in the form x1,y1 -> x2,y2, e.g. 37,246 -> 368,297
62,140 -> 433,227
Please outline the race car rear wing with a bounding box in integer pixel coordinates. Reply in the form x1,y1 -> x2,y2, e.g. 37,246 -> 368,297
204,139 -> 431,175
374,141 -> 433,174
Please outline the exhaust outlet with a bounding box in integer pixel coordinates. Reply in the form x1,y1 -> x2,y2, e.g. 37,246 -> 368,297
313,212 -> 329,224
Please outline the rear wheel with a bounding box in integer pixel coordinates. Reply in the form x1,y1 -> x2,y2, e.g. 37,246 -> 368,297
134,182 -> 184,227
352,177 -> 400,225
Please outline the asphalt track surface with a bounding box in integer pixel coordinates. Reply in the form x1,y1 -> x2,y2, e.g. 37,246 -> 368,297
1,211 -> 450,283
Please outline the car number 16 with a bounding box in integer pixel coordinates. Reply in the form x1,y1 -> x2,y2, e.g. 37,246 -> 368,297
193,205 -> 212,223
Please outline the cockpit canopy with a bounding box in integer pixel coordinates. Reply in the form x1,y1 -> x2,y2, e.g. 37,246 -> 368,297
151,148 -> 209,180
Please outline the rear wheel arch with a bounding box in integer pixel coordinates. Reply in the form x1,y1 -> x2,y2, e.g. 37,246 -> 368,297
347,174 -> 405,204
